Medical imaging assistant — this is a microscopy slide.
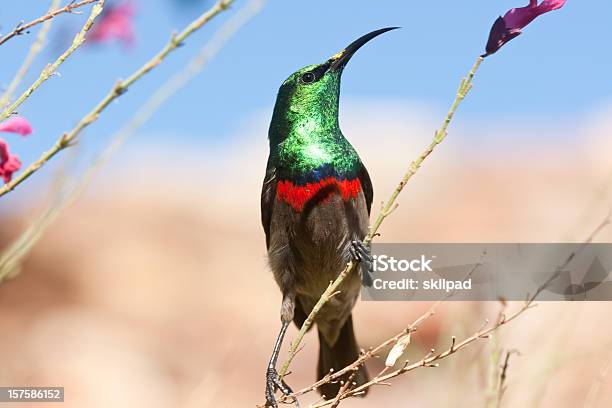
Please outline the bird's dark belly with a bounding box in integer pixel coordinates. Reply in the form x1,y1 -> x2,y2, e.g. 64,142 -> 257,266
267,189 -> 369,339
268,192 -> 368,344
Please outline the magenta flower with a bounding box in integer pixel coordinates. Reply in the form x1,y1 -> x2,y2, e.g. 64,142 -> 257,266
0,116 -> 33,137
0,116 -> 33,183
484,0 -> 567,56
0,140 -> 22,183
88,1 -> 136,48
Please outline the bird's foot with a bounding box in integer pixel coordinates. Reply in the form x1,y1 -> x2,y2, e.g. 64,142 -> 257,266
265,367 -> 299,407
350,240 -> 374,286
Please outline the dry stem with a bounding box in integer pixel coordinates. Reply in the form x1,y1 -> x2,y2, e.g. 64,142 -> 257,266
0,0 -> 98,47
0,0 -> 235,198
0,0 -> 62,109
0,0 -> 105,123
305,283 -> 549,408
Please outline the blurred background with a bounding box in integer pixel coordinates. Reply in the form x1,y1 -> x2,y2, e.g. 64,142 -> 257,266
0,1 -> 611,407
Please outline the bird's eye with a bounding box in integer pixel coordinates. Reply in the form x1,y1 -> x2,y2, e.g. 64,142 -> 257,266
301,72 -> 316,83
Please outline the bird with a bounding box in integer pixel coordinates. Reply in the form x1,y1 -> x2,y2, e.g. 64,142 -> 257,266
261,27 -> 398,407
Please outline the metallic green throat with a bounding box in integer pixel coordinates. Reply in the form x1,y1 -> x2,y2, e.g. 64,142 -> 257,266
269,67 -> 360,181
266,27 -> 397,188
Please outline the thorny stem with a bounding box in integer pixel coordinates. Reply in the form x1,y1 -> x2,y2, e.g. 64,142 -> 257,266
0,0 -> 235,198
496,349 -> 519,407
0,0 -> 98,47
308,305 -> 527,407
306,272 -> 558,408
277,56 -> 485,380
0,1 -> 105,123
288,307 -> 437,400
0,0 -> 62,109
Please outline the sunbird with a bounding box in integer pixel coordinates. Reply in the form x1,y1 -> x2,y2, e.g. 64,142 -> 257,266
261,27 -> 397,406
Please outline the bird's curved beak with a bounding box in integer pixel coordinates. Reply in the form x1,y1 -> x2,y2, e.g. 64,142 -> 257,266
328,27 -> 399,72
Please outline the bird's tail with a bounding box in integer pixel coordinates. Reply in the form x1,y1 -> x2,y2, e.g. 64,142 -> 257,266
317,315 -> 369,399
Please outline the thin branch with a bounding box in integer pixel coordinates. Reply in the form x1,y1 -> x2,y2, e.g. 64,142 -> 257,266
0,0 -> 62,109
0,1 -> 105,123
497,349 -> 519,407
485,331 -> 503,408
288,307 -> 437,400
278,213 -> 610,407
329,370 -> 358,408
307,292 -> 542,407
277,56 -> 485,380
553,209 -> 611,281
0,0 -> 98,47
88,0 -> 265,168
275,297 -> 525,407
0,0 -> 235,198
285,258 -> 484,402
0,0 -> 265,281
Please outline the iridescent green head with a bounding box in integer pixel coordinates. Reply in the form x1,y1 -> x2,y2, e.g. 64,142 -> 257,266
268,27 -> 398,179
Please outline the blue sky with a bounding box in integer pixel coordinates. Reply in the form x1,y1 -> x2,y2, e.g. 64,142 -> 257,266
0,0 -> 610,201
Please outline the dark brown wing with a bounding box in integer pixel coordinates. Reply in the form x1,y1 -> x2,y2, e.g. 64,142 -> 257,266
260,165 -> 277,249
357,164 -> 373,215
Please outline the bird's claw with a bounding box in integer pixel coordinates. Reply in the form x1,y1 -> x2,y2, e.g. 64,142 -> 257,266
350,240 -> 374,286
265,367 -> 299,407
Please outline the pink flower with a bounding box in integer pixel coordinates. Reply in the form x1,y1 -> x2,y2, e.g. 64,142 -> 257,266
484,0 -> 567,56
0,140 -> 21,183
0,116 -> 33,183
88,1 -> 136,48
0,116 -> 33,137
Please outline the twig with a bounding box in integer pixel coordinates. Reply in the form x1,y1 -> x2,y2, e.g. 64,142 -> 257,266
329,371 -> 358,408
0,0 -> 265,281
84,0 -> 265,171
485,331 -> 503,408
307,292 -> 542,407
287,212 -> 610,407
0,0 -> 235,198
0,0 -> 98,47
277,56 -> 485,380
0,1 -> 105,123
497,349 -> 519,407
552,209 -> 611,283
285,307 -> 437,401
0,0 -> 62,109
